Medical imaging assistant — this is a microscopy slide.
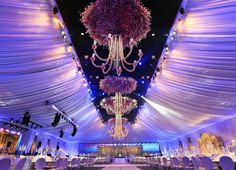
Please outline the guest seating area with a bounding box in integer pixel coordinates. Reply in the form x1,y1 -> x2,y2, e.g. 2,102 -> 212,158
1,0 -> 236,169
147,155 -> 235,170
0,156 -> 95,170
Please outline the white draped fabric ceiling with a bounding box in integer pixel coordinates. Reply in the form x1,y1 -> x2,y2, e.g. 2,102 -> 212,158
0,0 -> 236,143
141,0 -> 236,140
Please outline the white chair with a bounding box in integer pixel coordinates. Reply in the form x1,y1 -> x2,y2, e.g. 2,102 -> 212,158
202,156 -> 214,170
76,158 -> 80,168
22,157 -> 32,170
182,156 -> 192,170
80,158 -> 87,167
162,157 -> 169,170
62,158 -> 68,169
219,156 -> 234,170
35,158 -> 46,170
0,158 -> 11,170
71,158 -> 77,169
192,156 -> 201,170
56,158 -> 63,170
171,157 -> 181,170
15,158 -> 27,170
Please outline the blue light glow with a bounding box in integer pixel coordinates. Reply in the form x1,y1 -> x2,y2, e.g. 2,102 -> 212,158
78,143 -> 161,153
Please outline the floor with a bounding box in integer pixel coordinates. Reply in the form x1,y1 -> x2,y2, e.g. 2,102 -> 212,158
100,164 -> 142,170
78,164 -> 157,170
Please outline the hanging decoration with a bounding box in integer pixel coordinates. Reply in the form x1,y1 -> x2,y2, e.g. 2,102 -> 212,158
100,76 -> 137,140
81,0 -> 151,75
100,95 -> 137,116
99,76 -> 137,94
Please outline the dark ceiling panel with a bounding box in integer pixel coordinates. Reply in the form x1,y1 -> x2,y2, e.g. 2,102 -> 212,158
56,0 -> 182,123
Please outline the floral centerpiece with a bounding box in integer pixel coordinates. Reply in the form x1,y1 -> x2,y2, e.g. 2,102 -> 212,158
81,0 -> 151,46
99,76 -> 137,94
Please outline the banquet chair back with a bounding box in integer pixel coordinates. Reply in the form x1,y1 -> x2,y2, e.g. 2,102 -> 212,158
182,157 -> 191,170
163,157 -> 168,166
56,158 -> 63,169
219,156 -> 234,170
76,158 -> 80,167
202,156 -> 213,170
35,158 -> 46,170
62,158 -> 68,169
15,158 -> 27,170
22,157 -> 32,170
171,157 -> 180,169
71,158 -> 77,167
192,156 -> 201,170
0,158 -> 11,170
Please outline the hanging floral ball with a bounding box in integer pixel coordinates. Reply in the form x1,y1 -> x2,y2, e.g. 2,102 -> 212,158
99,76 -> 137,94
81,0 -> 151,46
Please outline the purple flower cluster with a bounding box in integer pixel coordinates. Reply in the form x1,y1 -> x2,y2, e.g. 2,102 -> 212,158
81,0 -> 151,46
99,76 -> 137,94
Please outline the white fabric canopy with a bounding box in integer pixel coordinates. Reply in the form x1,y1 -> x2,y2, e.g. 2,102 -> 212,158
141,0 -> 236,140
0,0 -> 236,143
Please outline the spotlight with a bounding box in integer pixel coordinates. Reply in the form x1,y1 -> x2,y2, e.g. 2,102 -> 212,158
59,130 -> 64,138
151,33 -> 155,36
141,81 -> 144,84
22,112 -> 31,126
139,62 -> 142,66
81,32 -> 85,36
165,45 -> 168,51
71,126 -> 77,137
179,7 -> 185,15
53,7 -> 59,14
56,142 -> 60,150
61,30 -> 65,35
51,113 -> 61,127
83,83 -> 88,87
67,44 -> 73,52
45,100 -> 49,105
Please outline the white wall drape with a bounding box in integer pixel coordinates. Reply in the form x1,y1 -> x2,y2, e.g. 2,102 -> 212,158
139,0 -> 236,141
0,0 -> 100,141
1,0 -> 236,148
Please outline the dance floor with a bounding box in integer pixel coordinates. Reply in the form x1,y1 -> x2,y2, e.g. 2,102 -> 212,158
100,164 -> 141,170
92,164 -> 156,170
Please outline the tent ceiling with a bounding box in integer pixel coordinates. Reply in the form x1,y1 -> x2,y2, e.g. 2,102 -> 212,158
0,0 -> 236,143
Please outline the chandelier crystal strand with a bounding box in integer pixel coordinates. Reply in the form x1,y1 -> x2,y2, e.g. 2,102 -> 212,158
109,92 -> 129,140
91,34 -> 143,76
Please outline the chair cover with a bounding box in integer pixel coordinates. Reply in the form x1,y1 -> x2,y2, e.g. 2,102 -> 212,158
0,158 -> 11,170
219,156 -> 234,170
35,158 -> 46,170
71,158 -> 77,167
192,156 -> 201,170
15,158 -> 27,170
56,158 -> 63,169
202,156 -> 214,170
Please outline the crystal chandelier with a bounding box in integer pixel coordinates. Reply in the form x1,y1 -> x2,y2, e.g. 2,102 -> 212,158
91,34 -> 143,76
100,92 -> 137,140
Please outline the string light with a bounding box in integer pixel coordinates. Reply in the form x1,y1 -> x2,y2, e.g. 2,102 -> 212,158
51,4 -> 95,104
149,7 -> 185,89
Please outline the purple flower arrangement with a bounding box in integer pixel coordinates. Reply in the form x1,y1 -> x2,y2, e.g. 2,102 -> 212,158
99,76 -> 137,94
81,0 -> 151,46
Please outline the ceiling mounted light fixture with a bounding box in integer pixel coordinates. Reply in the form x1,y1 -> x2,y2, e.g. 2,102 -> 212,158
81,0 -> 151,75
99,76 -> 137,140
